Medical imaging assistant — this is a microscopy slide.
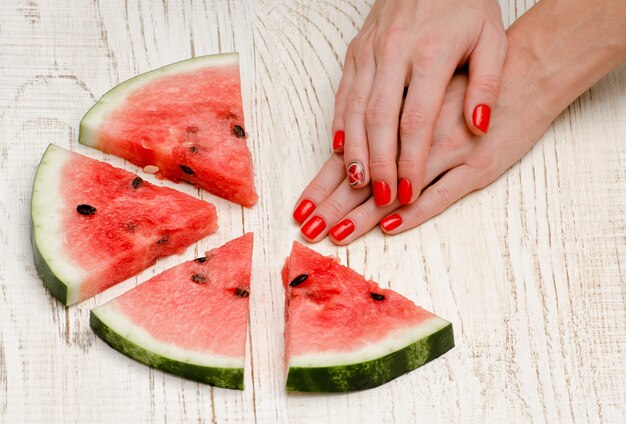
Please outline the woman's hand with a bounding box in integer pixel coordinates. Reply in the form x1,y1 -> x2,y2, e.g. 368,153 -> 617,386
332,0 -> 507,207
295,66 -> 547,243
294,0 -> 626,244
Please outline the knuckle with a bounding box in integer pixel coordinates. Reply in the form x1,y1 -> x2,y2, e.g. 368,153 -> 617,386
375,26 -> 405,56
399,108 -> 427,135
368,158 -> 393,174
414,33 -> 442,65
431,183 -> 453,204
365,97 -> 394,126
335,83 -> 350,102
322,197 -> 344,218
474,74 -> 501,98
397,158 -> 420,174
346,92 -> 368,114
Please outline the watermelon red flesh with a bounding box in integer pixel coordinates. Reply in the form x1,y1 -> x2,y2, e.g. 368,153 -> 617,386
282,242 -> 454,392
90,233 -> 253,389
31,144 -> 218,305
79,53 -> 258,207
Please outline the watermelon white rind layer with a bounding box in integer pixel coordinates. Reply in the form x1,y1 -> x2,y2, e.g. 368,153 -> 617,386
79,53 -> 239,146
31,145 -> 88,305
286,321 -> 453,393
90,305 -> 244,389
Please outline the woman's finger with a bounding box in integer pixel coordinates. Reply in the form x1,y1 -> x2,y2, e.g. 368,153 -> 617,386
464,25 -> 507,135
364,58 -> 408,206
380,164 -> 483,233
331,45 -> 357,153
343,43 -> 376,189
329,197 -> 397,245
396,58 -> 456,204
300,180 -> 372,242
292,154 -> 346,224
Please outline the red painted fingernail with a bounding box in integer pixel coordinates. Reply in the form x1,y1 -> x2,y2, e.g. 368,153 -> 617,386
347,161 -> 366,186
293,199 -> 316,224
301,215 -> 326,239
330,219 -> 354,241
373,180 -> 391,206
473,104 -> 491,133
333,130 -> 345,152
381,213 -> 402,232
398,179 -> 412,205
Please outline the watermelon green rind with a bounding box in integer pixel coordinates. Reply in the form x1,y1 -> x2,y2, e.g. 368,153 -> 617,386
31,226 -> 68,305
78,53 -> 239,146
90,306 -> 244,390
31,144 -> 87,305
286,322 -> 453,393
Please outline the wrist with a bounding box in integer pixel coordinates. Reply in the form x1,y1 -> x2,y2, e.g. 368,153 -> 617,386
504,0 -> 626,125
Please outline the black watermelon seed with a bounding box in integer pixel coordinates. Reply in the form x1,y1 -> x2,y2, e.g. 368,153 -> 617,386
195,257 -> 207,263
403,86 -> 409,98
76,204 -> 97,215
289,273 -> 308,287
233,125 -> 245,138
370,292 -> 385,301
180,165 -> 195,175
189,145 -> 198,153
235,288 -> 249,298
191,273 -> 207,283
131,177 -> 143,189
156,236 -> 168,244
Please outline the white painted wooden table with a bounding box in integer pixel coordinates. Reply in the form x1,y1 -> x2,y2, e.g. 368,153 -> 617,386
1,1 -> 624,422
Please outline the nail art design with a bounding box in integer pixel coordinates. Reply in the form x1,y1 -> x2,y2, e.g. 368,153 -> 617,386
347,161 -> 365,186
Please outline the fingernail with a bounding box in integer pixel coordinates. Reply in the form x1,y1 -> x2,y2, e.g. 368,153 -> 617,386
330,219 -> 354,241
333,130 -> 345,151
293,199 -> 316,224
398,179 -> 412,205
373,180 -> 391,206
381,213 -> 402,232
301,215 -> 326,239
347,161 -> 365,186
473,104 -> 491,133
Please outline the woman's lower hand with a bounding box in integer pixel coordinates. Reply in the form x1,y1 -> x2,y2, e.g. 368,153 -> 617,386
295,67 -> 548,244
332,0 -> 507,207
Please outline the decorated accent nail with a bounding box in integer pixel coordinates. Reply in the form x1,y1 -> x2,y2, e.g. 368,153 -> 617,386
301,215 -> 326,239
473,104 -> 491,133
347,161 -> 365,186
330,219 -> 355,241
293,199 -> 316,224
373,180 -> 391,206
398,179 -> 412,205
333,130 -> 345,152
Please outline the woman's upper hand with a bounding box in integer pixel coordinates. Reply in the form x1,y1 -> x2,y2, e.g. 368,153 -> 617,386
332,0 -> 507,207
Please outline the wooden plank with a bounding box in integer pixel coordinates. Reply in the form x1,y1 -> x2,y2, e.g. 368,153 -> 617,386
0,0 -> 624,422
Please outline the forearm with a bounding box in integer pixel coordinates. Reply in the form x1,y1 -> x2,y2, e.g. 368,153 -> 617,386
505,0 -> 626,121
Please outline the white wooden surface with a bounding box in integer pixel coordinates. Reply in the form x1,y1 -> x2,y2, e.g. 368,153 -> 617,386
1,0 -> 624,422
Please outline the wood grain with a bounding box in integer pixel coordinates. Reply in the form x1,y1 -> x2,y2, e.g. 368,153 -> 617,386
1,0 -> 624,422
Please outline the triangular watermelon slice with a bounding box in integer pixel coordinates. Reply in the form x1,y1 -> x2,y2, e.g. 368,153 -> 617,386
79,53 -> 258,207
90,233 -> 253,390
31,144 -> 218,305
282,242 -> 454,392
